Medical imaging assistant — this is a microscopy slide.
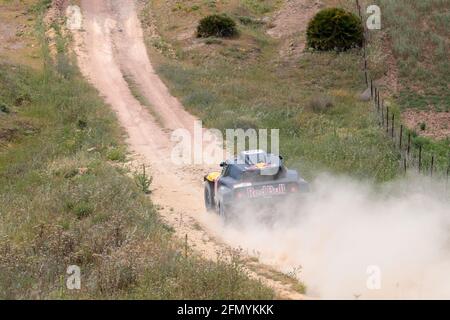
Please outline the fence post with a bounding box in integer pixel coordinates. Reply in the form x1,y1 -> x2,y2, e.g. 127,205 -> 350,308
377,96 -> 380,113
370,79 -> 373,99
381,100 -> 384,127
363,39 -> 366,57
446,156 -> 449,192
418,145 -> 422,173
430,155 -> 434,177
407,132 -> 411,156
391,113 -> 395,138
404,157 -> 407,174
446,166 -> 449,192
386,107 -> 389,133
356,0 -> 362,19
399,125 -> 403,150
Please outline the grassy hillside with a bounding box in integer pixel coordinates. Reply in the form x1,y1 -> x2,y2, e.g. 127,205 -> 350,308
370,0 -> 449,112
141,0 -> 400,182
142,1 -> 397,181
141,0 -> 449,181
0,0 -> 273,299
360,0 -> 450,174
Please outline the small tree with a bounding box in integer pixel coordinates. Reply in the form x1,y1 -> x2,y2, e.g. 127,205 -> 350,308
0,102 -> 10,114
197,14 -> 238,38
307,8 -> 364,51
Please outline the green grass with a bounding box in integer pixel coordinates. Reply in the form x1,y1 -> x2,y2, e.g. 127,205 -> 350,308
157,59 -> 399,181
353,0 -> 450,172
369,0 -> 450,111
0,0 -> 273,299
143,0 -> 450,181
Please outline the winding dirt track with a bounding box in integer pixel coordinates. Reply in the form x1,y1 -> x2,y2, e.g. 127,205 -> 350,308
72,0 -> 305,299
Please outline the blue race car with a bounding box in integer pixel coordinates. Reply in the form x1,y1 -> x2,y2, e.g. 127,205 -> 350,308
204,150 -> 309,220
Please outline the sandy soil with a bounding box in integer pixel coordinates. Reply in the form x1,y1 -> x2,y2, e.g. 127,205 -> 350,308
267,0 -> 323,60
402,109 -> 450,140
71,0 -> 306,299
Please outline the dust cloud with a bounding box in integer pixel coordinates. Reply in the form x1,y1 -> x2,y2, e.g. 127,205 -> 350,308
204,174 -> 450,299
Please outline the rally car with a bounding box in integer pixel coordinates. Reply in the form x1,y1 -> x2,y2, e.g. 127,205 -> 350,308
204,150 -> 309,219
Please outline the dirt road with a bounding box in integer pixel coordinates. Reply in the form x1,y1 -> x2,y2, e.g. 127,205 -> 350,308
72,0 -> 305,299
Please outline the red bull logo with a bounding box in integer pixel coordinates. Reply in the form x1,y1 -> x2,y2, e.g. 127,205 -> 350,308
246,184 -> 286,198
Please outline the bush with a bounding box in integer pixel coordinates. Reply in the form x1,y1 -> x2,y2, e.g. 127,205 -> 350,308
107,147 -> 126,162
0,102 -> 10,114
197,14 -> 238,38
307,8 -> 364,51
420,122 -> 426,131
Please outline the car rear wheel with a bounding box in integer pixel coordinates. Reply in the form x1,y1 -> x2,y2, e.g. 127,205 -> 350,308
204,182 -> 214,212
219,201 -> 233,223
218,201 -> 225,218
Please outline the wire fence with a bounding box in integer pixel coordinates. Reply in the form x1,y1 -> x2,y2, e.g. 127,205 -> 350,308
355,0 -> 450,188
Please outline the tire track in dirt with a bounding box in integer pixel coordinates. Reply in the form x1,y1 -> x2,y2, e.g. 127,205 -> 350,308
71,0 -> 307,300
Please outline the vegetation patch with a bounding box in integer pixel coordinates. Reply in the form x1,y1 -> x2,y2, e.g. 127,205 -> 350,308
365,0 -> 450,112
106,147 -> 127,162
197,14 -> 238,38
0,102 -> 11,114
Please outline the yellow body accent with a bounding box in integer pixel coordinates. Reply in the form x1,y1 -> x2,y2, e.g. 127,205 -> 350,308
206,171 -> 221,182
255,162 -> 267,169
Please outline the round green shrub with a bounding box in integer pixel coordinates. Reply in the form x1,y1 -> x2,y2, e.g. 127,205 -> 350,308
306,8 -> 364,51
0,102 -> 10,114
197,14 -> 238,38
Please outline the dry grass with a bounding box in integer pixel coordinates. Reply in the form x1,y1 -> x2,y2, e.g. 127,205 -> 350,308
0,0 -> 43,69
307,95 -> 335,113
358,0 -> 450,112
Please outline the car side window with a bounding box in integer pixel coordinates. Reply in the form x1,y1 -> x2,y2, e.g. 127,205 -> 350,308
221,165 -> 229,177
